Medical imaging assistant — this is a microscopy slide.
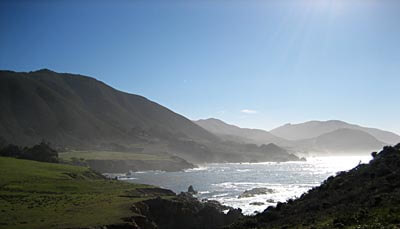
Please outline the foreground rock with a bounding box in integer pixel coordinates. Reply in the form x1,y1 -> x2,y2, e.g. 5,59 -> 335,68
238,188 -> 274,198
127,193 -> 243,229
229,144 -> 400,228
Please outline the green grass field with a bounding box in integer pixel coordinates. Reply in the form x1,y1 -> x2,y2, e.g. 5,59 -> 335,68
0,156 -> 170,229
59,150 -> 172,161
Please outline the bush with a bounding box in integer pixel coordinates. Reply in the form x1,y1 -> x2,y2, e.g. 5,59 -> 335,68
0,141 -> 58,163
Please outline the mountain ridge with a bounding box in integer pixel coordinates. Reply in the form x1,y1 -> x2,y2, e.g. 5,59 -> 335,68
195,118 -> 291,147
0,69 -> 218,146
0,69 -> 299,164
296,128 -> 386,154
196,118 -> 393,155
271,120 -> 400,144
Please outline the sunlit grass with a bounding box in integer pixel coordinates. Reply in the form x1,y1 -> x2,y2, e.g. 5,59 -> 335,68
0,157 -> 166,229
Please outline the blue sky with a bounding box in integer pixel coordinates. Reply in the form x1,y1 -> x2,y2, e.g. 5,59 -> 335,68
1,0 -> 400,134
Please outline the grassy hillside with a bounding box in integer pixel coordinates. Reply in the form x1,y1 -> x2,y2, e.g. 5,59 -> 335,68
0,157 -> 174,229
0,69 -> 219,161
229,144 -> 400,229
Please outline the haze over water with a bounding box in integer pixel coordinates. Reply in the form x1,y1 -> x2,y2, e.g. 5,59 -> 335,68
121,155 -> 371,215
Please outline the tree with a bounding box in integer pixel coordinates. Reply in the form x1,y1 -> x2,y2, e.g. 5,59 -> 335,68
24,141 -> 58,163
0,141 -> 58,163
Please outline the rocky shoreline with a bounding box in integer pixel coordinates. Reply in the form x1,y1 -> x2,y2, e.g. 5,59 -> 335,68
67,157 -> 196,173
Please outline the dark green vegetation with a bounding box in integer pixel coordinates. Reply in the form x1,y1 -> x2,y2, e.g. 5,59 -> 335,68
0,141 -> 58,163
0,156 -> 175,229
0,69 -> 300,168
229,144 -> 400,229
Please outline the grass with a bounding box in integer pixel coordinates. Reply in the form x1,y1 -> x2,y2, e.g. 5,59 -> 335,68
0,156 -> 171,229
59,150 -> 172,161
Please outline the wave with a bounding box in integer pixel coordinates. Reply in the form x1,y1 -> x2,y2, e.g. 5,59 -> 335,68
236,169 -> 251,172
184,166 -> 210,172
117,177 -> 137,180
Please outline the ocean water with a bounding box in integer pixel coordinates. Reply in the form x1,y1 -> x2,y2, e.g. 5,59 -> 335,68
121,156 -> 371,215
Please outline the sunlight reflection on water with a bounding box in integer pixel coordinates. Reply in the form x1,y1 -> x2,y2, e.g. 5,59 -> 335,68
124,155 -> 371,215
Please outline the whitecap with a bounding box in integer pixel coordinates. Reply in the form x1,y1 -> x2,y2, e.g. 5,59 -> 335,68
118,177 -> 138,180
236,169 -> 251,172
212,193 -> 230,198
184,166 -> 209,172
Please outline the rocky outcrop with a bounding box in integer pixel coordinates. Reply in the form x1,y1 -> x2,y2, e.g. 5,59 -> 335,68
129,194 -> 243,229
74,187 -> 242,229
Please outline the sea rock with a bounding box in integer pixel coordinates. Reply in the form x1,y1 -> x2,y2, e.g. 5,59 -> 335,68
266,199 -> 275,203
250,202 -> 265,206
187,185 -> 198,194
238,188 -> 274,198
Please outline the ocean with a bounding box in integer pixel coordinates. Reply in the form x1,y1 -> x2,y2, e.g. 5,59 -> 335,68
119,155 -> 371,215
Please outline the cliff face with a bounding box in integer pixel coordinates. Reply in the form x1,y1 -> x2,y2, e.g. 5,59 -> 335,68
229,143 -> 400,229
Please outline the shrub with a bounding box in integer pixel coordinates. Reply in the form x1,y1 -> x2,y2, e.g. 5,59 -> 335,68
0,141 -> 58,163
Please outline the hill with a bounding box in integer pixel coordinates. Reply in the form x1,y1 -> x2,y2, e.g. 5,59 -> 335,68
195,118 -> 387,155
195,118 -> 290,147
270,120 -> 400,144
229,143 -> 400,228
297,128 -> 386,155
0,69 -> 216,147
0,69 -> 299,165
